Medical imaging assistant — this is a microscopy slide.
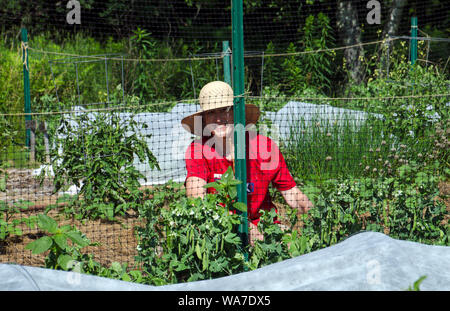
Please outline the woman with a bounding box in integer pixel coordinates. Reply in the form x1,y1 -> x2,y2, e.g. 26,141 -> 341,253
181,81 -> 313,243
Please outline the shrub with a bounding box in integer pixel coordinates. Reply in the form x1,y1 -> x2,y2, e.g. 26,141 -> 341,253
47,110 -> 159,221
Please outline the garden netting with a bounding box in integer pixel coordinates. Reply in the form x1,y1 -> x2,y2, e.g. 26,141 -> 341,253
1,0 -> 449,288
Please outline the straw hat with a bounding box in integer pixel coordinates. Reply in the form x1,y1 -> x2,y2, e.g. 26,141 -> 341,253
181,81 -> 260,134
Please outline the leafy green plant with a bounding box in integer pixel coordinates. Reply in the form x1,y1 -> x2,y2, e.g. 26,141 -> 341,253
346,60 -> 449,172
24,213 -> 147,283
47,110 -> 159,221
262,41 -> 282,89
248,208 -> 291,270
300,13 -> 335,93
280,42 -> 304,95
127,27 -> 219,108
0,116 -> 17,164
0,163 -> 7,193
269,13 -> 335,96
293,160 -> 449,253
136,195 -> 245,284
135,167 -> 246,285
25,214 -> 91,270
203,166 -> 248,214
0,201 -> 37,240
79,256 -> 147,283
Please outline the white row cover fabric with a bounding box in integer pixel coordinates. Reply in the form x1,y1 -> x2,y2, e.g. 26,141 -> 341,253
1,232 -> 449,291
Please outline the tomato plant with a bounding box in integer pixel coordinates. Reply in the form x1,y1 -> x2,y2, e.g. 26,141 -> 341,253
47,111 -> 159,220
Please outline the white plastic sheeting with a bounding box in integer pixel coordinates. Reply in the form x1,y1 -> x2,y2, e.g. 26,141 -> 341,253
1,232 -> 449,291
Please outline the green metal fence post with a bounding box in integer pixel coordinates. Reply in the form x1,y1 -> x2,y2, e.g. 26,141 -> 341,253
222,41 -> 231,85
21,28 -> 32,148
409,17 -> 418,135
410,17 -> 418,66
231,0 -> 248,263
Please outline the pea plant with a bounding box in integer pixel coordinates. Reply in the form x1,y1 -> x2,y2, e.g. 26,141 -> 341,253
135,167 -> 249,285
79,254 -> 147,283
47,111 -> 159,221
248,208 -> 292,270
134,167 -> 318,284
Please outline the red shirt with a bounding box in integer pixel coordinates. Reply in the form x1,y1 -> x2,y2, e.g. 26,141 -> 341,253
185,131 -> 296,224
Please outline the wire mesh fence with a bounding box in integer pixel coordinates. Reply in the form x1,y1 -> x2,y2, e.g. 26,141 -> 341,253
1,93 -> 448,270
0,0 -> 449,284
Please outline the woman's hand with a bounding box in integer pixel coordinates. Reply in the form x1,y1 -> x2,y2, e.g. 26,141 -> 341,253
248,221 -> 263,246
280,186 -> 313,214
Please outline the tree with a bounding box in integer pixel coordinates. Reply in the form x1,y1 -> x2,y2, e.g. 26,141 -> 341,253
336,0 -> 365,85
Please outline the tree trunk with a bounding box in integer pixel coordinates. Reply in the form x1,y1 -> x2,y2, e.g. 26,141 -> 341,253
384,0 -> 408,39
380,0 -> 408,74
336,1 -> 365,85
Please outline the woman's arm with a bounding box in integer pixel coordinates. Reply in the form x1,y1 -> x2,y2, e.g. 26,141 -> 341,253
280,186 -> 313,214
186,176 -> 207,198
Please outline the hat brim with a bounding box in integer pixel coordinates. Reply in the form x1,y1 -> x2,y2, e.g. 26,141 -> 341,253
181,104 -> 261,135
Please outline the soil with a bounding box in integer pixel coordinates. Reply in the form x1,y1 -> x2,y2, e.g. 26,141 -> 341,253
0,168 -> 143,269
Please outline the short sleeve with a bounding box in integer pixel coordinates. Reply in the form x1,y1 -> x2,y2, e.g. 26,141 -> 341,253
185,140 -> 208,181
271,149 -> 296,191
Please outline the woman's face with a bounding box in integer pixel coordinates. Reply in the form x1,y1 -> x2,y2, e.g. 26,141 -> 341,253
204,108 -> 234,138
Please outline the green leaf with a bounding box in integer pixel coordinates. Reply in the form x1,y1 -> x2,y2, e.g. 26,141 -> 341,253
233,202 -> 247,212
227,179 -> 242,186
53,233 -> 68,250
66,231 -> 89,247
221,166 -> 234,182
57,254 -> 75,270
0,175 -> 6,192
58,225 -> 72,233
129,270 -> 142,282
121,273 -> 131,282
111,262 -> 123,274
204,182 -> 219,189
229,186 -> 237,199
25,236 -> 53,254
174,263 -> 189,272
407,275 -> 427,291
0,225 -> 8,240
37,214 -> 58,234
